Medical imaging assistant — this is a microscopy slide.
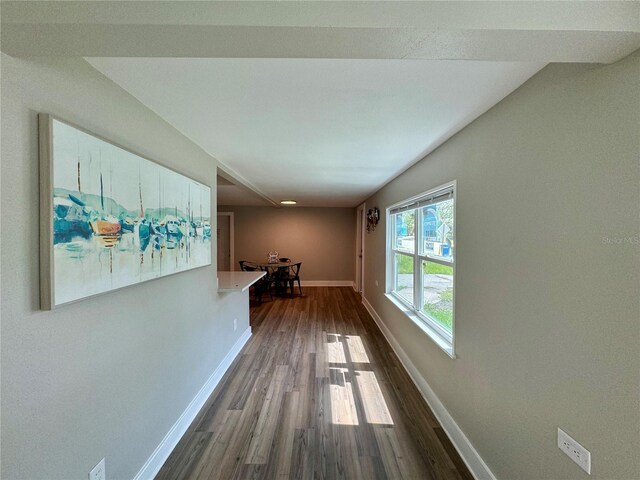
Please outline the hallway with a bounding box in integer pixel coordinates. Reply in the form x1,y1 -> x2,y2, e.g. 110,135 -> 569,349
156,287 -> 473,479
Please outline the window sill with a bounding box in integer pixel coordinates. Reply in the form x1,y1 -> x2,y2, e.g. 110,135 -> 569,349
384,293 -> 456,359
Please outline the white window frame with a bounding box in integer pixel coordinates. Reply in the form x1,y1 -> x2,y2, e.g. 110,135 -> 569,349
385,181 -> 457,358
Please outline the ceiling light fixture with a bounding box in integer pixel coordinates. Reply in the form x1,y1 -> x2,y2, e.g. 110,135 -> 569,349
280,200 -> 297,205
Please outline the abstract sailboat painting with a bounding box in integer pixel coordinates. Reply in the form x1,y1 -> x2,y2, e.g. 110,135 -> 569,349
39,114 -> 211,309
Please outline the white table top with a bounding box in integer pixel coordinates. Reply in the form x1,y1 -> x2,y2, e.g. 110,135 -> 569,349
217,271 -> 265,292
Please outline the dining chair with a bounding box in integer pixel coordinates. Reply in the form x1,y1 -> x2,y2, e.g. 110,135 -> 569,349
239,261 -> 272,302
258,265 -> 276,301
282,262 -> 302,297
273,257 -> 291,295
271,258 -> 291,294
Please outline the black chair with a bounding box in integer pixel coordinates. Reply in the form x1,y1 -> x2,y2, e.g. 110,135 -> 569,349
272,257 -> 291,294
239,261 -> 273,302
281,262 -> 302,297
258,265 -> 277,300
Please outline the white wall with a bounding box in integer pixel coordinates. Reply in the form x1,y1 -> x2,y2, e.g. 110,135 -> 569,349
0,56 -> 249,479
363,52 -> 640,479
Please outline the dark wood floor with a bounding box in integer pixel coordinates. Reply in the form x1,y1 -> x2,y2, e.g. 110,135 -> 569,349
156,287 -> 473,480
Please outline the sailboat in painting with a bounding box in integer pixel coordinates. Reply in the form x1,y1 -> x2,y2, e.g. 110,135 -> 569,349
134,220 -> 151,252
53,194 -> 92,243
162,215 -> 181,249
90,169 -> 122,248
134,176 -> 151,252
52,152 -> 93,243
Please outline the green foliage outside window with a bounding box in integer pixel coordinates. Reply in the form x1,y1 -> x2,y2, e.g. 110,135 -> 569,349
423,301 -> 453,329
397,255 -> 452,275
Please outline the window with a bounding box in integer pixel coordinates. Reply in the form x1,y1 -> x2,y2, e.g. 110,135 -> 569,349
387,182 -> 456,356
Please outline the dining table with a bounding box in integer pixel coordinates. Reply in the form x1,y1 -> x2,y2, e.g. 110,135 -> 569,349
254,260 -> 297,270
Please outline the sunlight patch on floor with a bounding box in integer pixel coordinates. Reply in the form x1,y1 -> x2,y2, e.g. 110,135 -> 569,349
355,370 -> 394,425
345,335 -> 369,363
327,333 -> 347,363
327,334 -> 391,426
329,367 -> 359,425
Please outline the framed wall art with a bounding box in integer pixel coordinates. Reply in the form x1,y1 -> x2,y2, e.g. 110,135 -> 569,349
39,114 -> 212,309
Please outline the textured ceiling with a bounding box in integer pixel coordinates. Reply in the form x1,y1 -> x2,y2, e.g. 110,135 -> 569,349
88,58 -> 545,206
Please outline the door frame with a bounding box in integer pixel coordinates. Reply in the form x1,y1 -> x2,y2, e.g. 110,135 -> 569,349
356,203 -> 366,296
217,212 -> 235,271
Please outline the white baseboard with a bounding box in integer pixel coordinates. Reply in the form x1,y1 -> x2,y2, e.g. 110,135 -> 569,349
133,326 -> 252,480
361,297 -> 496,480
300,280 -> 355,288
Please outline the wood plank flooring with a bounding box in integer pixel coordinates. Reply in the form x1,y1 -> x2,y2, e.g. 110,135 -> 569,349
156,287 -> 473,480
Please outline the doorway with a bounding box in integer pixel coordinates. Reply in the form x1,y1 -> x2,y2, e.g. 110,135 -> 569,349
216,212 -> 234,271
355,204 -> 365,295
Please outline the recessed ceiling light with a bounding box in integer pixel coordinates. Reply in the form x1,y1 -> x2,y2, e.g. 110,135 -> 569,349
280,200 -> 297,205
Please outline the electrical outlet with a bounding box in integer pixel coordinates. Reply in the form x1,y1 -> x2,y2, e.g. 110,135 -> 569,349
558,428 -> 591,474
89,458 -> 106,480
375,280 -> 379,287
233,318 -> 237,331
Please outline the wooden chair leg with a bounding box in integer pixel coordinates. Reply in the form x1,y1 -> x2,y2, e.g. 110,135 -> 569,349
297,279 -> 302,295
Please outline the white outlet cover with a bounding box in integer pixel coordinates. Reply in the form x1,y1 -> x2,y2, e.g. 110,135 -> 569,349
89,458 -> 107,480
558,428 -> 591,474
89,457 -> 106,480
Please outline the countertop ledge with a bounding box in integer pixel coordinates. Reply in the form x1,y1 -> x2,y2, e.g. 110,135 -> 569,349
218,271 -> 265,292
